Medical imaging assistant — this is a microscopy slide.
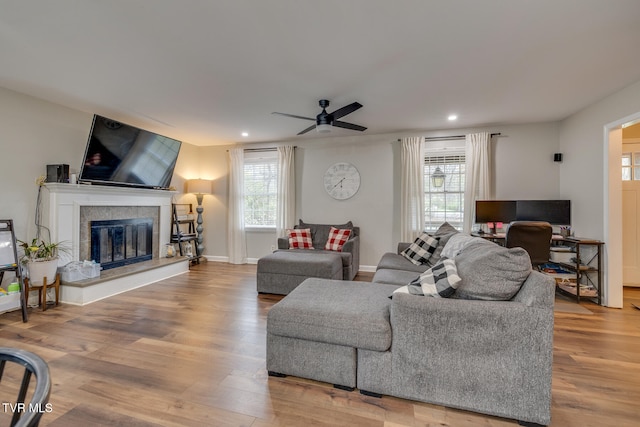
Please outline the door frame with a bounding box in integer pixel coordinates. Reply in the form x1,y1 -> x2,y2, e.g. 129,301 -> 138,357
604,111 -> 640,308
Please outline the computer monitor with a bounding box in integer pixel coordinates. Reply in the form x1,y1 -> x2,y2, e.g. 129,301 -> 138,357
515,200 -> 571,225
475,200 -> 517,224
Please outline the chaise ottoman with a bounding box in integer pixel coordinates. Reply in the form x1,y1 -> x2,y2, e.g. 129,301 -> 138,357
256,251 -> 343,295
266,278 -> 398,389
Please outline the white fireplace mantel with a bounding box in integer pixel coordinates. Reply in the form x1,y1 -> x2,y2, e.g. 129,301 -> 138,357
40,183 -> 188,305
42,182 -> 175,261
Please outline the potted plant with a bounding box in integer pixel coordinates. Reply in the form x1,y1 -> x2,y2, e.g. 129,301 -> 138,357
18,238 -> 70,285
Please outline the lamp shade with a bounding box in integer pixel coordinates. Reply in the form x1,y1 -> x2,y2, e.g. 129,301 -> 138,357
186,179 -> 213,195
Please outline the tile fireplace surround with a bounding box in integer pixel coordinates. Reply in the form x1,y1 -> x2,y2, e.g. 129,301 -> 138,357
41,183 -> 189,305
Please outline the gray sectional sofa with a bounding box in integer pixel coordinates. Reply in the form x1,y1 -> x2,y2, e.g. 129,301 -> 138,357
266,223 -> 555,426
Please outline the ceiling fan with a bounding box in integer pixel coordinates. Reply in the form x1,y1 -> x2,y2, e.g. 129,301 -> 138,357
272,99 -> 367,135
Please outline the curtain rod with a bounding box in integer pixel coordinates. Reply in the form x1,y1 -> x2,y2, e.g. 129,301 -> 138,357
397,133 -> 501,142
226,146 -> 297,152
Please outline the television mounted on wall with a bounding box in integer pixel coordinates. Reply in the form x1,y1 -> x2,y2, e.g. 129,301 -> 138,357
79,115 -> 182,189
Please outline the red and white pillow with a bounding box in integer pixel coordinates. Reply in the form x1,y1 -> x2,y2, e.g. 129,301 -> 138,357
324,227 -> 352,252
287,228 -> 314,249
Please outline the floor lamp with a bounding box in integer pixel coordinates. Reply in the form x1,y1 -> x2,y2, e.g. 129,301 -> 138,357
186,179 -> 213,256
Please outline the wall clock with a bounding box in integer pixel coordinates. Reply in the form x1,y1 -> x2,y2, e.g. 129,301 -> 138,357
323,162 -> 361,200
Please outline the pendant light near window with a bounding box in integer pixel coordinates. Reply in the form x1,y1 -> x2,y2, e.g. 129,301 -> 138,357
431,166 -> 446,188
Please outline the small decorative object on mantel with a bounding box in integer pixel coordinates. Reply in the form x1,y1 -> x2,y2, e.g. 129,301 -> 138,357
165,243 -> 175,258
184,241 -> 194,258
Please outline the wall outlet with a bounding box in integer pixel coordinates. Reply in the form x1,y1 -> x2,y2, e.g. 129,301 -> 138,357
270,245 -> 276,252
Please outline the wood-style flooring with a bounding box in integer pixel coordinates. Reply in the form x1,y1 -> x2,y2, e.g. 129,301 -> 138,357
0,262 -> 638,426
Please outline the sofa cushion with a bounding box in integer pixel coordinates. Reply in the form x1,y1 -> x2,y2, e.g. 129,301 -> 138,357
441,233 -> 483,259
372,268 -> 421,287
376,252 -> 430,273
267,278 -> 397,352
299,219 -> 354,249
401,233 -> 440,265
324,226 -> 352,252
454,241 -> 532,300
287,228 -> 314,249
426,222 -> 460,266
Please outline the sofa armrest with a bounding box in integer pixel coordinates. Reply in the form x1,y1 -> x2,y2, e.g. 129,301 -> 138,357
396,242 -> 410,254
389,293 -> 553,424
342,235 -> 360,274
277,237 -> 289,250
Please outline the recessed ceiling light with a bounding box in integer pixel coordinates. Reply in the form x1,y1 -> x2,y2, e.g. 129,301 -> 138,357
241,132 -> 249,137
448,114 -> 458,121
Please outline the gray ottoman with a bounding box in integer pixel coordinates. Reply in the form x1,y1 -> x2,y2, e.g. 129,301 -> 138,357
266,278 -> 397,389
256,251 -> 343,295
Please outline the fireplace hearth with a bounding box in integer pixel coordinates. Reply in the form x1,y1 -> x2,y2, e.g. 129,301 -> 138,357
90,218 -> 153,270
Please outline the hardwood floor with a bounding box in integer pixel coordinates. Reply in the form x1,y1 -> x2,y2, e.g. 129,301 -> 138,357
0,262 -> 638,426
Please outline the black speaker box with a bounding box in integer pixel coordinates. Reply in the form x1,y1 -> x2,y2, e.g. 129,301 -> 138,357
47,164 -> 70,183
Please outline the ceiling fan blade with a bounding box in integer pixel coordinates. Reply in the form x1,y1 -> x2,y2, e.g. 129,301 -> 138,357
272,112 -> 315,121
297,124 -> 317,135
330,102 -> 363,120
333,120 -> 367,132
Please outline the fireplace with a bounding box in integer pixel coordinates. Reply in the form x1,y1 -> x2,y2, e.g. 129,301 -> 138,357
79,205 -> 160,264
41,183 -> 189,305
90,218 -> 154,270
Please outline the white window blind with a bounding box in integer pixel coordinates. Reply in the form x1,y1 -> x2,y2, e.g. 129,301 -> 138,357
243,153 -> 277,227
424,152 -> 465,232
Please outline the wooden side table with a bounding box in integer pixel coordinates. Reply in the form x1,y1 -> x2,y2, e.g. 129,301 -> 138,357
24,273 -> 60,311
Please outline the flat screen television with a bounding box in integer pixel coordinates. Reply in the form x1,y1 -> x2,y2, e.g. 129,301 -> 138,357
516,200 -> 571,225
79,115 -> 182,189
475,200 -> 517,224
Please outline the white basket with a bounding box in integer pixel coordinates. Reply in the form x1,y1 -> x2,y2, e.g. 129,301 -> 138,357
60,261 -> 101,282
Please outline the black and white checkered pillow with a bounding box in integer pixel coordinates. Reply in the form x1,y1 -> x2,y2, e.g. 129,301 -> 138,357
393,258 -> 461,298
401,232 -> 440,265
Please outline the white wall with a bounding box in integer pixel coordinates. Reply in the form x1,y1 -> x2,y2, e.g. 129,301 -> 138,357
558,78 -> 640,307
0,87 -> 91,240
0,85 -> 564,272
193,123 -> 561,269
0,86 -> 199,258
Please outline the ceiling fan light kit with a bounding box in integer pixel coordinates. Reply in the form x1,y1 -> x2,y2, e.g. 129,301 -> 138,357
273,99 -> 367,135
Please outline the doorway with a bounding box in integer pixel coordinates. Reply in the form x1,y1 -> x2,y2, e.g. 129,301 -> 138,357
606,113 -> 640,308
621,126 -> 640,287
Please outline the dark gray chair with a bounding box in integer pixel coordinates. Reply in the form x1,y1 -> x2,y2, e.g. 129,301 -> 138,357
0,348 -> 51,427
505,221 -> 553,267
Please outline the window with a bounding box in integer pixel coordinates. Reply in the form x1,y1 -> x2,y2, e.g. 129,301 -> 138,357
243,153 -> 277,227
622,152 -> 640,181
424,152 -> 465,232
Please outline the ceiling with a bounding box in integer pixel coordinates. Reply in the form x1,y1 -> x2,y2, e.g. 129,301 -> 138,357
1,1 -> 640,147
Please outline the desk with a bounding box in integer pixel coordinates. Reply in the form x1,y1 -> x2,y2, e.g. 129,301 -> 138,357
472,232 -> 566,244
471,232 -> 505,245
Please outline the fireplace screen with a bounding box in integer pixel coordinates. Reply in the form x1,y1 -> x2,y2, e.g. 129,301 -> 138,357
90,218 -> 153,270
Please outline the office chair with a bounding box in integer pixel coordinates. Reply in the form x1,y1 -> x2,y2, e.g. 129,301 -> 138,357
0,348 -> 51,427
505,221 -> 553,267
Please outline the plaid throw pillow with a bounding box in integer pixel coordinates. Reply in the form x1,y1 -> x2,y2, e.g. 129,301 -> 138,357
401,232 -> 440,265
324,227 -> 352,251
393,258 -> 461,298
287,228 -> 314,249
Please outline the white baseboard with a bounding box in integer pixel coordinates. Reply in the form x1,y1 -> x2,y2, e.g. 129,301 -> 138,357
358,265 -> 377,273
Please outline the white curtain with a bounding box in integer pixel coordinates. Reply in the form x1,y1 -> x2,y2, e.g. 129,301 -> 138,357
463,132 -> 492,233
227,148 -> 248,264
276,145 -> 296,238
400,137 -> 425,242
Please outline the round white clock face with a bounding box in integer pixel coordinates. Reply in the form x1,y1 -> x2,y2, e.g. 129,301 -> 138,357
323,162 -> 361,200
